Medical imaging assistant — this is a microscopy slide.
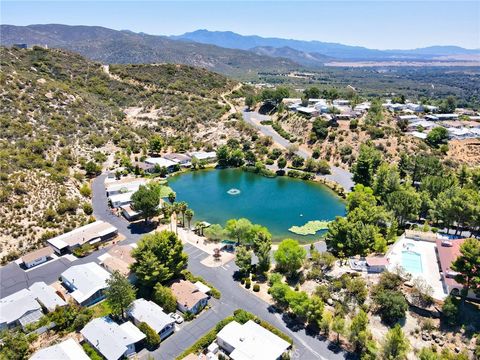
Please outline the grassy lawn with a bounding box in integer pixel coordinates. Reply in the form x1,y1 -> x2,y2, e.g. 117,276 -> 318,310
91,301 -> 112,318
159,185 -> 174,198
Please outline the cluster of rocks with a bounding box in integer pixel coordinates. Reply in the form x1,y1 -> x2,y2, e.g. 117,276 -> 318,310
421,332 -> 446,347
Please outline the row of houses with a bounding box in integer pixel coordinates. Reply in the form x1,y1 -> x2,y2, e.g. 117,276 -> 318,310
31,309 -> 292,360
401,115 -> 480,140
383,101 -> 439,113
284,98 -> 368,120
17,220 -> 119,270
135,151 -> 217,174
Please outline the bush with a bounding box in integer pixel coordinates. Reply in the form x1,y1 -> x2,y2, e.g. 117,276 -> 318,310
82,343 -> 103,360
138,321 -> 161,350
253,284 -> 260,292
82,202 -> 93,215
441,296 -> 459,326
245,278 -> 251,289
373,290 -> 408,325
268,273 -> 283,286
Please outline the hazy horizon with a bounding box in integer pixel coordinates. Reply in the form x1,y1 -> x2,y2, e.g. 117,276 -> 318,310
1,1 -> 479,50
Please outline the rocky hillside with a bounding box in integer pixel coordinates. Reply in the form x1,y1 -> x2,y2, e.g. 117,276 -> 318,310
0,46 -> 246,260
0,24 -> 301,77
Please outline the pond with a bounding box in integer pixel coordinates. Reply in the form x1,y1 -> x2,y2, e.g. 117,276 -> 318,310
168,168 -> 346,242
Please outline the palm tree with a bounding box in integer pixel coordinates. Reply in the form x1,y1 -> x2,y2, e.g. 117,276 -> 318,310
161,203 -> 173,231
177,201 -> 188,227
185,209 -> 194,231
168,192 -> 176,204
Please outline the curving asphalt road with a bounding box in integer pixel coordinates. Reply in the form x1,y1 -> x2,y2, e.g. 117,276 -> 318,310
0,174 -> 349,360
242,109 -> 354,192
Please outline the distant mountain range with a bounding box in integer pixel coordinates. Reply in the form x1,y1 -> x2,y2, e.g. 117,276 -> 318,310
2,25 -> 479,75
0,24 -> 300,76
173,29 -> 480,61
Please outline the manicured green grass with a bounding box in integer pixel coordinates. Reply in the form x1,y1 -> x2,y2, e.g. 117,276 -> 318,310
90,301 -> 112,318
289,220 -> 330,235
159,185 -> 175,198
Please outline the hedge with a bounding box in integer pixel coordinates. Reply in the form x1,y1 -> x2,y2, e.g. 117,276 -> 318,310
175,309 -> 292,360
82,343 -> 102,360
181,270 -> 221,299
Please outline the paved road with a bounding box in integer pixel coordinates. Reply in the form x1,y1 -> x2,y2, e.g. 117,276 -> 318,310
0,174 -> 348,360
242,109 -> 354,192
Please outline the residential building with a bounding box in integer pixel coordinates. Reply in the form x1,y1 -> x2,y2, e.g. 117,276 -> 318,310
409,131 -> 428,140
29,281 -> 67,312
109,191 -> 134,208
296,106 -> 319,117
436,114 -> 459,120
216,320 -> 291,360
424,105 -> 439,113
30,338 -> 90,360
21,247 -> 54,268
365,256 -> 388,273
333,99 -> 350,106
121,205 -> 141,221
398,115 -> 419,122
406,103 -> 424,112
171,280 -> 209,314
0,289 -> 43,330
133,162 -> 155,173
127,299 -> 175,340
436,239 -> 479,300
105,178 -> 147,197
98,244 -> 136,279
47,221 -> 118,255
163,153 -> 192,167
144,157 -> 178,171
60,262 -> 111,306
81,317 -> 145,360
189,151 -> 217,163
424,115 -> 439,121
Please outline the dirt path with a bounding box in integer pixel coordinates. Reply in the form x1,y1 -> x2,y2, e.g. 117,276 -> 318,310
220,83 -> 242,120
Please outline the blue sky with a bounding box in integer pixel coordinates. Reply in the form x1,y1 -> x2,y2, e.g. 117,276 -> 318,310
1,1 -> 479,49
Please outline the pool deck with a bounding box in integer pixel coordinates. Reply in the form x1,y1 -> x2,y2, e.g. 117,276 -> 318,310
386,235 -> 448,300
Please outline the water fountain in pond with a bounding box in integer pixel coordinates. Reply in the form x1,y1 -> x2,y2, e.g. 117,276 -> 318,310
227,188 -> 241,195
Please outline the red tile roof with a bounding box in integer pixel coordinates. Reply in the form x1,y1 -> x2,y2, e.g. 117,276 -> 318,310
435,238 -> 466,289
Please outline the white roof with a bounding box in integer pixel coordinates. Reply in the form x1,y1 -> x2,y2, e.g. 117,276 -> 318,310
81,317 -> 145,360
108,192 -> 133,203
30,338 -> 90,360
144,157 -> 177,168
296,106 -> 317,114
217,320 -> 290,360
47,220 -> 117,250
409,120 -> 438,129
189,151 -> 217,160
127,299 -> 174,334
61,263 -> 111,304
29,282 -> 67,312
194,281 -> 211,294
0,288 -> 41,326
398,115 -> 419,121
409,131 -> 428,139
105,179 -> 146,194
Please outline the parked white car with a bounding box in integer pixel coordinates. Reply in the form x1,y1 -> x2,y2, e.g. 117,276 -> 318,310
169,312 -> 184,324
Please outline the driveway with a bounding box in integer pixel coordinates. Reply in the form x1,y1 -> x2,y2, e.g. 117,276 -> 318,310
0,174 -> 349,360
242,109 -> 354,191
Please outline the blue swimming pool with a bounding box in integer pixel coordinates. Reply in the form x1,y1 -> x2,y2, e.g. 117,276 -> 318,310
402,251 -> 423,274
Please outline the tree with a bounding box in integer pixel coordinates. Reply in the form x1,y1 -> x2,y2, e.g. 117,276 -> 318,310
176,201 -> 188,226
303,86 -> 321,99
311,119 -> 330,141
352,144 -> 383,187
426,127 -> 449,147
131,184 -> 161,223
85,161 -> 101,176
451,238 -> 480,299
319,309 -> 333,335
204,224 -> 225,241
270,282 -> 291,309
286,290 -> 310,319
185,209 -> 194,230
131,231 -> 188,287
441,295 -> 459,326
385,185 -> 421,227
105,270 -> 135,320
235,245 -> 252,275
253,231 -> 272,272
225,218 -> 254,245
373,290 -> 407,325
0,331 -> 32,360
216,145 -> 230,167
332,316 -> 345,344
245,94 -> 257,109
149,135 -> 164,155
372,163 -> 401,202
306,295 -> 324,327
153,283 -> 177,313
349,310 -> 369,351
168,191 -> 176,204
277,157 -> 287,170
382,324 -> 409,360
440,96 -> 456,113
274,239 -> 306,278
137,322 -> 160,349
